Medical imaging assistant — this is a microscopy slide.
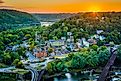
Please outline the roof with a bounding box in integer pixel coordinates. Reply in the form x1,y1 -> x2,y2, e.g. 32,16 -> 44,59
35,51 -> 47,58
87,39 -> 97,44
49,40 -> 64,42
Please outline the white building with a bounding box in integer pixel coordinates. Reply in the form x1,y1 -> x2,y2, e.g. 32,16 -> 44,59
96,30 -> 104,34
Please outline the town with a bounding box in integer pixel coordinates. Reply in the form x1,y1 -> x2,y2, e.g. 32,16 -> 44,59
0,9 -> 121,81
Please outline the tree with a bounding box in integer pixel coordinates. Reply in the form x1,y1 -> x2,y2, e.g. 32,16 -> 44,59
117,45 -> 121,61
48,48 -> 54,53
46,62 -> 55,74
53,36 -> 58,40
12,59 -> 19,65
71,54 -> 86,69
29,42 -> 35,51
3,52 -> 11,65
25,34 -> 31,39
90,45 -> 99,51
63,26 -> 68,32
12,59 -> 24,68
98,49 -> 110,66
97,40 -> 105,46
86,51 -> 99,67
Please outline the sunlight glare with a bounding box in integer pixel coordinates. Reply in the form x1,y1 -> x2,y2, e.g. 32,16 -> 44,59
88,5 -> 101,12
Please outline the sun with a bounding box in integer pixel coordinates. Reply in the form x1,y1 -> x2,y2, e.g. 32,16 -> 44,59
88,5 -> 101,12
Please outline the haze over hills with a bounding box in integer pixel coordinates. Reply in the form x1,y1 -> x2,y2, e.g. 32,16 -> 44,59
32,13 -> 75,22
0,9 -> 40,31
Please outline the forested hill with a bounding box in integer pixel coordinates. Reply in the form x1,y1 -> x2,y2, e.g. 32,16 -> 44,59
43,12 -> 121,44
0,9 -> 40,31
50,12 -> 121,36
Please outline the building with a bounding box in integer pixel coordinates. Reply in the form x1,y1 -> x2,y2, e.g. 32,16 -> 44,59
61,37 -> 66,41
49,40 -> 65,47
91,34 -> 105,41
87,39 -> 97,45
35,51 -> 47,58
96,30 -> 104,34
67,32 -> 72,36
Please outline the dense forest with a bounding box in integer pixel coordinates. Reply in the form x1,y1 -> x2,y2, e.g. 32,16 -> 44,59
0,9 -> 40,31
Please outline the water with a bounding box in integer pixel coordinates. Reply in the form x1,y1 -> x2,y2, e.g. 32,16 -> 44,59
65,73 -> 71,79
53,72 -> 99,81
41,22 -> 54,26
52,71 -> 121,81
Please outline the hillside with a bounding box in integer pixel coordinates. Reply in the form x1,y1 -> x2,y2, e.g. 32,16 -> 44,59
39,12 -> 121,44
0,9 -> 40,31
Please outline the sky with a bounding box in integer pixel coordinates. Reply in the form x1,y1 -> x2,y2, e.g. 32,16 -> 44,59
0,0 -> 121,13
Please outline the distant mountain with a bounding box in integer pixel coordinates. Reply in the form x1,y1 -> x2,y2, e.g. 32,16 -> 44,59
32,13 -> 75,22
0,9 -> 40,31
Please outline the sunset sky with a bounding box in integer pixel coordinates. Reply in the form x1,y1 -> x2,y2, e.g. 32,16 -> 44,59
0,0 -> 121,13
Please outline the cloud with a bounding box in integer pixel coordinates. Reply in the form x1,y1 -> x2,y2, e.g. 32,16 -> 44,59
0,6 -> 15,9
0,0 -> 4,3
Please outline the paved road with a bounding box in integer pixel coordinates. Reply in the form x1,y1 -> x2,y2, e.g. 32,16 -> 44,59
25,66 -> 38,81
0,66 -> 15,72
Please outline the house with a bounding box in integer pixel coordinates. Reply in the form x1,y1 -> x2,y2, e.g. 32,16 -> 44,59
61,37 -> 66,41
99,36 -> 105,40
83,41 -> 90,47
20,42 -> 29,48
12,45 -> 19,51
76,42 -> 81,48
87,39 -> 97,45
50,52 -> 56,56
6,46 -> 13,50
67,43 -> 75,51
96,30 -> 104,34
67,32 -> 72,36
81,38 -> 89,47
35,51 -> 47,58
67,36 -> 74,43
49,40 -> 65,47
55,50 -> 62,55
91,35 -> 99,39
91,35 -> 105,40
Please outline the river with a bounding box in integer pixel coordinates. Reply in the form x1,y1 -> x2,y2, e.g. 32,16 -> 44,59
41,22 -> 55,26
45,70 -> 121,81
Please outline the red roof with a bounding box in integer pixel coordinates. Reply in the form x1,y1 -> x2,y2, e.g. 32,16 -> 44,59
35,51 -> 47,58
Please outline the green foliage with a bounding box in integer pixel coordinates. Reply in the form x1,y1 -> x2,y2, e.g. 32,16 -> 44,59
71,54 -> 86,69
12,59 -> 24,68
0,9 -> 39,31
117,45 -> 121,61
46,46 -> 110,74
0,63 -> 7,68
47,12 -> 121,44
48,48 -> 54,53
86,51 -> 99,67
90,45 -> 99,51
98,49 -> 110,65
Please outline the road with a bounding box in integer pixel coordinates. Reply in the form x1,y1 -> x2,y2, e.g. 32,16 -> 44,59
25,66 -> 38,81
0,66 -> 15,72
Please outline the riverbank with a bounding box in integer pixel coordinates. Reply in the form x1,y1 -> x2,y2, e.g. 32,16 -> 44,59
43,67 -> 103,80
43,65 -> 121,81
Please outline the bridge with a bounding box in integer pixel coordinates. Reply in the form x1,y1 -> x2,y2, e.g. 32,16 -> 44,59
37,69 -> 45,81
98,48 -> 117,81
25,65 -> 46,81
25,66 -> 39,81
